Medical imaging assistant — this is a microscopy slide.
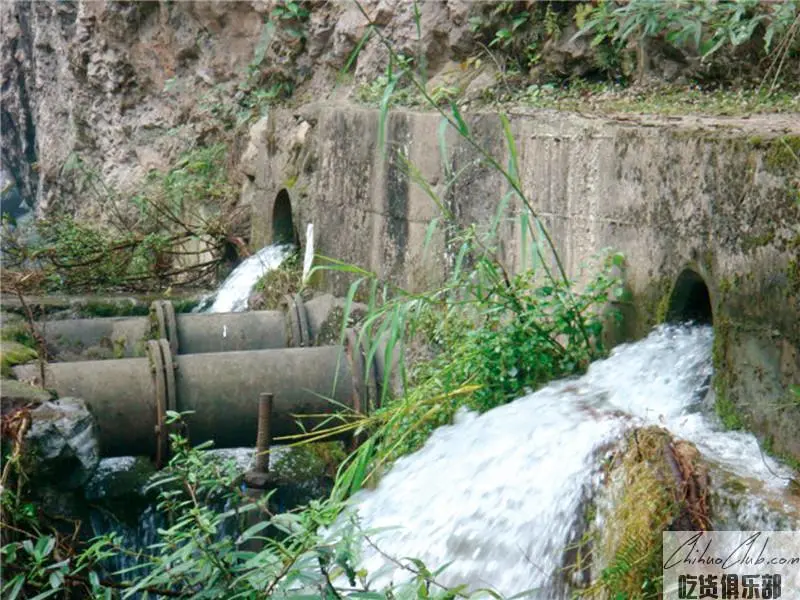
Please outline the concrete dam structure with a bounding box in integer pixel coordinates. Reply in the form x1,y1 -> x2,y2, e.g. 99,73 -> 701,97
241,105 -> 800,463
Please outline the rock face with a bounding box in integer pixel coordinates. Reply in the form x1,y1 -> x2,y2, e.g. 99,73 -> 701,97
0,0 -> 476,221
1,0 -> 266,218
25,397 -> 100,489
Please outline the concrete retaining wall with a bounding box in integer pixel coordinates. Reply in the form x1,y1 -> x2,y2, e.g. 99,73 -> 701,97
241,104 -> 800,463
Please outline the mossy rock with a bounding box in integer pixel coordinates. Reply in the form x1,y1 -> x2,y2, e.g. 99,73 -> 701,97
580,427 -> 710,599
1,341 -> 38,377
271,441 -> 347,482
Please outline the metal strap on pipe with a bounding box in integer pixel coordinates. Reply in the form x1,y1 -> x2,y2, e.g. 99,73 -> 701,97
164,302 -> 179,355
343,328 -> 381,417
148,338 -> 178,467
147,340 -> 169,467
151,301 -> 168,342
160,337 -> 177,465
150,300 -> 179,355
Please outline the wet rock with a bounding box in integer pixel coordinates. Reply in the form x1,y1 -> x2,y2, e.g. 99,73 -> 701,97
710,465 -> 800,530
25,397 -> 100,489
571,427 -> 710,598
84,456 -> 157,501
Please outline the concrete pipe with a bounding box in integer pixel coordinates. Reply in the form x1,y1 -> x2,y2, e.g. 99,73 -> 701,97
37,297 -> 311,359
13,339 -> 375,462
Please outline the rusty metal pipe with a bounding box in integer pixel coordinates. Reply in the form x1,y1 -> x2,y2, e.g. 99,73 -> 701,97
13,344 -> 366,459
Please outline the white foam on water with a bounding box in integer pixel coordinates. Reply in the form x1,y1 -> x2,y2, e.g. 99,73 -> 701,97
341,325 -> 797,597
200,243 -> 294,313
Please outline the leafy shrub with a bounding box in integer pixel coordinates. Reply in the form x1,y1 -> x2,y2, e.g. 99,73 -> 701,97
1,414 -> 512,599
577,0 -> 800,81
469,0 -> 569,72
1,144 -> 246,293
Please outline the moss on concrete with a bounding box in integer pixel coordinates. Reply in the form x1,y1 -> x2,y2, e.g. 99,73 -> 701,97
788,259 -> 800,296
0,341 -> 39,378
762,434 -> 800,473
741,230 -> 775,252
634,277 -> 673,334
764,135 -> 800,173
83,301 -> 149,318
1,320 -> 37,350
712,316 -> 745,431
271,441 -> 347,481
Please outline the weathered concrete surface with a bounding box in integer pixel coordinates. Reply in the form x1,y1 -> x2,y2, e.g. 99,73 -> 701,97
244,104 -> 800,463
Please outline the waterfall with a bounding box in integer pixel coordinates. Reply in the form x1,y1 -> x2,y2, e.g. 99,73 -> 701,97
197,243 -> 294,313
340,325 -> 798,597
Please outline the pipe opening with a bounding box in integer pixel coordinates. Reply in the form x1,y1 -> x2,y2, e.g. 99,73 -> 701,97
666,269 -> 713,325
272,189 -> 297,245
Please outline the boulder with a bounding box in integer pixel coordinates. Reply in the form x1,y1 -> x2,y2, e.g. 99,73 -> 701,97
25,397 -> 100,489
568,427 -> 710,598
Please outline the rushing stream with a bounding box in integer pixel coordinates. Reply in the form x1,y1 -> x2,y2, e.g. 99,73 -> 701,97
338,324 -> 798,597
195,242 -> 294,313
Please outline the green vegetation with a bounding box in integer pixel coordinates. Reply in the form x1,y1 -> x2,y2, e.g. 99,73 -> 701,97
469,1 -> 567,73
355,0 -> 800,115
251,252 -> 302,310
576,0 -> 799,79
1,12 -> 630,595
0,414 -> 513,599
0,342 -> 38,378
4,2 -> 792,598
357,75 -> 800,116
1,144 -> 245,294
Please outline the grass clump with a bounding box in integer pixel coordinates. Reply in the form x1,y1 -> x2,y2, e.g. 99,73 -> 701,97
250,252 -> 302,310
0,342 -> 38,378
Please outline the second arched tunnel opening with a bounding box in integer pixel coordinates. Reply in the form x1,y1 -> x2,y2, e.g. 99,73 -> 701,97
665,269 -> 713,325
272,189 -> 297,246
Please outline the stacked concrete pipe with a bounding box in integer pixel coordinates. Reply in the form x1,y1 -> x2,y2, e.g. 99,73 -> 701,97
14,296 -> 382,466
37,295 -> 321,360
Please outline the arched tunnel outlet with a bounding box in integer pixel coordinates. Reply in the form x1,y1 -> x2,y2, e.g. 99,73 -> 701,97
272,189 -> 297,245
666,269 -> 713,326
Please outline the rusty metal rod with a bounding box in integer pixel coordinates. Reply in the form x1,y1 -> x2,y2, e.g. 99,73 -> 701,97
253,392 -> 273,474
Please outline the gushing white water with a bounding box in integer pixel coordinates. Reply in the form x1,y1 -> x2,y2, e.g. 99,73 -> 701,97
201,243 -> 294,313
302,223 -> 314,285
341,325 -> 797,597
